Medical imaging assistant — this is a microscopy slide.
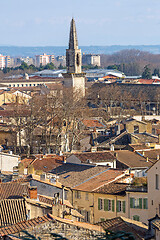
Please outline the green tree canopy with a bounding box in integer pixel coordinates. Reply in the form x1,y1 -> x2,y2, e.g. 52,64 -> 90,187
142,65 -> 152,79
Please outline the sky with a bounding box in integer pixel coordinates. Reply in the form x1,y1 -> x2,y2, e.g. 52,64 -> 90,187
1,0 -> 160,46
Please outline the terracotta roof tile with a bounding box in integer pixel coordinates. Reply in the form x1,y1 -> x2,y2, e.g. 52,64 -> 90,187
82,119 -> 106,128
97,217 -> 143,239
137,149 -> 160,162
51,164 -> 109,188
0,182 -> 29,200
112,150 -> 153,168
0,215 -> 53,236
72,151 -> 116,163
30,155 -> 64,172
72,169 -> 125,192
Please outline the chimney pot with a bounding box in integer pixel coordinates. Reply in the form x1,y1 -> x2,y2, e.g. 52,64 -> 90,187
29,186 -> 37,199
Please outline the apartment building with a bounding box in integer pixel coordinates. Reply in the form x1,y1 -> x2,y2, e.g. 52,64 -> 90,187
35,53 -> 54,67
0,54 -> 11,69
82,54 -> 101,66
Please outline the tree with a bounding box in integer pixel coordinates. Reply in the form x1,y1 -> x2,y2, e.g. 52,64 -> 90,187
142,65 -> 152,79
153,68 -> 160,77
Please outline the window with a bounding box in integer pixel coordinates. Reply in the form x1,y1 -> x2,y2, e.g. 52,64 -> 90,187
98,198 -> 103,210
76,54 -> 80,66
117,200 -> 126,213
134,125 -> 139,133
75,191 -> 81,199
85,192 -> 89,201
130,198 -> 142,209
85,211 -> 90,222
64,191 -> 68,200
117,200 -> 122,212
104,199 -> 115,212
156,174 -> 159,190
133,215 -> 140,221
152,128 -> 156,135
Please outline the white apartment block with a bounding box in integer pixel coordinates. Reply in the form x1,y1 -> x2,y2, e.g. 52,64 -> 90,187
35,53 -> 54,67
82,54 -> 101,66
0,54 -> 11,69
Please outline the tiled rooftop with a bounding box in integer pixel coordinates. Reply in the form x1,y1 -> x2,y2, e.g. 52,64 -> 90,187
72,169 -> 125,192
96,217 -> 147,240
0,182 -> 29,200
50,163 -> 108,188
0,214 -> 105,236
69,151 -> 116,163
0,198 -> 26,227
82,119 -> 106,128
30,155 -> 64,172
112,150 -> 152,168
137,149 -> 160,163
0,215 -> 52,236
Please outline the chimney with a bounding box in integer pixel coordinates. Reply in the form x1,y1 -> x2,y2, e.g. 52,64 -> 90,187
29,186 -> 37,199
146,157 -> 149,162
142,151 -> 145,156
157,155 -> 160,161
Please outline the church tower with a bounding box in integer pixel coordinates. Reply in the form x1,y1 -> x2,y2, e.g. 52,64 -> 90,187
66,18 -> 82,74
63,18 -> 85,96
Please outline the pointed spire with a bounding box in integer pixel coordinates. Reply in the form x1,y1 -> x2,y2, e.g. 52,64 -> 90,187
69,18 -> 78,50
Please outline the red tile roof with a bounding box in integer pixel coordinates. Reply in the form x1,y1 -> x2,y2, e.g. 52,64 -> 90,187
138,79 -> 154,84
113,150 -> 153,168
96,217 -> 145,240
71,151 -> 116,163
0,182 -> 29,200
82,119 -> 105,128
0,215 -> 52,236
0,214 -> 105,236
72,169 -> 125,192
30,155 -> 64,172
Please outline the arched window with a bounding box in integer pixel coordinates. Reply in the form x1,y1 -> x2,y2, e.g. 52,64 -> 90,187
76,54 -> 80,66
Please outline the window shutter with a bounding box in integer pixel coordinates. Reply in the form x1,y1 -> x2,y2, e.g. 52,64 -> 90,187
143,198 -> 148,209
104,199 -> 108,211
116,200 -> 119,212
139,198 -> 142,209
133,215 -> 140,221
123,201 -> 126,213
130,198 -> 134,208
112,200 -> 115,212
98,198 -> 101,210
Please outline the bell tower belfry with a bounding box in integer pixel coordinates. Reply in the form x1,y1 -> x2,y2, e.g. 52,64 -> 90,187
66,18 -> 82,74
63,18 -> 85,97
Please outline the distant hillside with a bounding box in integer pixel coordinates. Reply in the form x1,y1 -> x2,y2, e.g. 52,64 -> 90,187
1,45 -> 160,57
